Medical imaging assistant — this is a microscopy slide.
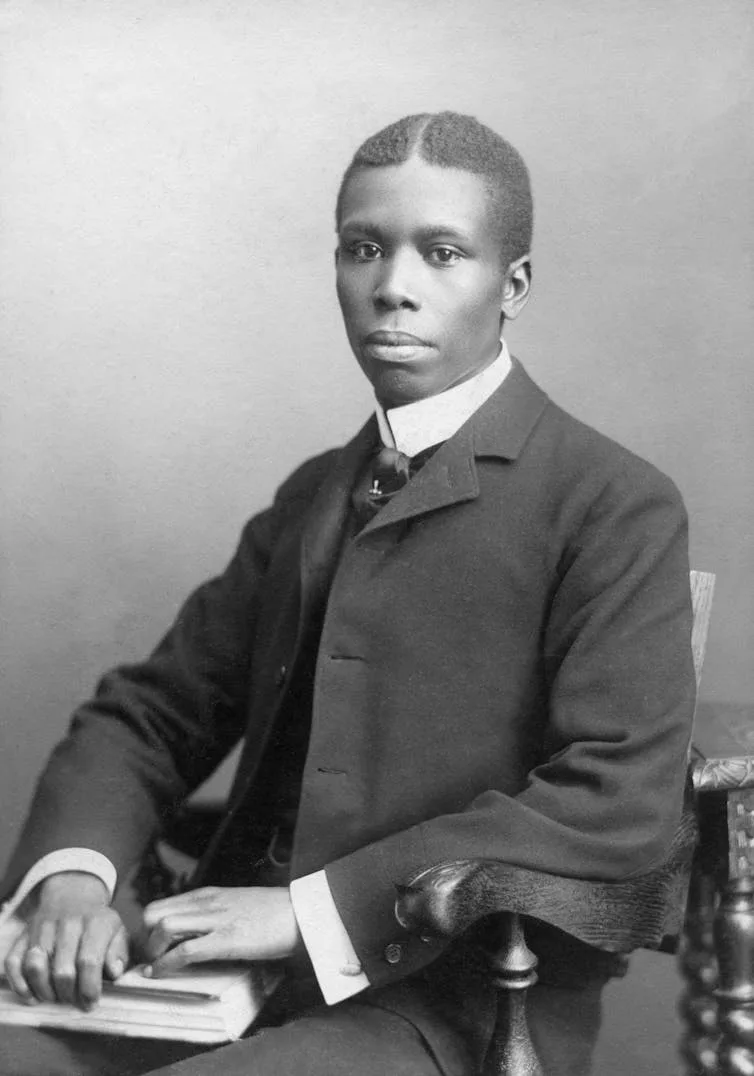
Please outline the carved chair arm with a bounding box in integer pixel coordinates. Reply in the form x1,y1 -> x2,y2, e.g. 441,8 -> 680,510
395,853 -> 691,955
396,775 -> 699,956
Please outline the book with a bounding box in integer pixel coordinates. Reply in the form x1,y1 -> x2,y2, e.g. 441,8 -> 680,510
0,916 -> 282,1043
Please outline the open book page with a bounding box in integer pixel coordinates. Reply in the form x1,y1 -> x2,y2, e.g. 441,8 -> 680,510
108,963 -> 258,1000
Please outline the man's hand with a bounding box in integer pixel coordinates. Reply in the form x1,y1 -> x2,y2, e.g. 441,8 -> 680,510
141,886 -> 301,976
4,871 -> 129,1010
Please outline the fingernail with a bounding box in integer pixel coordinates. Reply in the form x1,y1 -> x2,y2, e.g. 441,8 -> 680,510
142,965 -> 153,978
112,959 -> 124,978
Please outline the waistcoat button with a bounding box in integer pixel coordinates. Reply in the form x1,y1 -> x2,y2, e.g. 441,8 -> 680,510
275,664 -> 288,688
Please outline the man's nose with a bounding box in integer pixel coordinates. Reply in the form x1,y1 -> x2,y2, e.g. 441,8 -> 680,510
372,254 -> 420,311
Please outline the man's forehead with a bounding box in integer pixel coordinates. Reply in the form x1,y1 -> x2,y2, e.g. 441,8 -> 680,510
338,158 -> 493,233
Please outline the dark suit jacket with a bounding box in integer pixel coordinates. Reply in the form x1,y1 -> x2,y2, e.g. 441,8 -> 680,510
1,361 -> 695,1069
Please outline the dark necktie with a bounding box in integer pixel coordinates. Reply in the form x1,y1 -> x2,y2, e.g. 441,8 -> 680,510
352,443 -> 441,526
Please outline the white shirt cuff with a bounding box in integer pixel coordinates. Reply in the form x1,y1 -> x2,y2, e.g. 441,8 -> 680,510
290,869 -> 370,1005
0,849 -> 117,924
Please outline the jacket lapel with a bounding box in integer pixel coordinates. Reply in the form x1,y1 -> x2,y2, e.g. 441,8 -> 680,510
358,359 -> 549,536
356,422 -> 478,537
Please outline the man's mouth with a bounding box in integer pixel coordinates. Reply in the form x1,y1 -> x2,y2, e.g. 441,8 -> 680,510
364,331 -> 431,347
362,331 -> 434,363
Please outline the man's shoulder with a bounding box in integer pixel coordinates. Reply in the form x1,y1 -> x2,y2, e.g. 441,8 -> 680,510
527,381 -> 684,509
514,389 -> 690,565
481,359 -> 681,506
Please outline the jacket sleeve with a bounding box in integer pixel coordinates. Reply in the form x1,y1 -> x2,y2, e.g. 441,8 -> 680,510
324,467 -> 697,989
0,505 -> 278,903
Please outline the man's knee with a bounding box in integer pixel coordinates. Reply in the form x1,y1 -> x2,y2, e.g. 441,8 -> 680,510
152,1002 -> 444,1076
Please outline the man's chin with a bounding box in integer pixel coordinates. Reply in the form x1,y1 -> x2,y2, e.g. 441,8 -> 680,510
362,350 -> 500,409
373,369 -> 440,409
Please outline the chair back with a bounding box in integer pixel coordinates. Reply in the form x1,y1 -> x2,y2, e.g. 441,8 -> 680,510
690,570 -> 715,689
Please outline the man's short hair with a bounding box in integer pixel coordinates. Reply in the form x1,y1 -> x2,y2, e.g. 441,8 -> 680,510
335,111 -> 533,265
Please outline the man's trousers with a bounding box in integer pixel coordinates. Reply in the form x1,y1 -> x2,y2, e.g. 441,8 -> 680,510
0,973 -> 604,1076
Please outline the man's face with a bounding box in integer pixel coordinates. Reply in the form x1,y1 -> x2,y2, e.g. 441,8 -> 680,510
336,157 -> 522,408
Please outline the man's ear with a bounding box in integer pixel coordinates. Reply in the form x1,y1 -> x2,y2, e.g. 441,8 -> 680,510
500,254 -> 532,322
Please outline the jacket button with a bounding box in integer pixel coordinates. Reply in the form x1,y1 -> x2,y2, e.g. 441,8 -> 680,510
384,942 -> 403,965
275,664 -> 288,688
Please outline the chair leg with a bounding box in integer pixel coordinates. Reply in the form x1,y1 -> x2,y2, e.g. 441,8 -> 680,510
714,876 -> 754,1076
484,913 -> 543,1076
678,866 -> 719,1074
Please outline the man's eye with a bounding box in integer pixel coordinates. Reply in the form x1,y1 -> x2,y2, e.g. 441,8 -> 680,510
347,242 -> 382,261
428,246 -> 463,266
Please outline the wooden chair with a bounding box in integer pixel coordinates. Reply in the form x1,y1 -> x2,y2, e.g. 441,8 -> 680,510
393,570 -> 717,1076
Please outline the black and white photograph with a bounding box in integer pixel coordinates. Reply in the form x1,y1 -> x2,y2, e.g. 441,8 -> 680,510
0,2 -> 751,1073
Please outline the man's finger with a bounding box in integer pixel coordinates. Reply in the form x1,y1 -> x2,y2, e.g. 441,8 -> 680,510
142,888 -> 220,926
51,917 -> 84,1005
75,915 -> 121,1010
148,933 -> 218,978
4,930 -> 34,1004
104,925 -> 129,981
23,919 -> 57,1003
141,914 -> 209,962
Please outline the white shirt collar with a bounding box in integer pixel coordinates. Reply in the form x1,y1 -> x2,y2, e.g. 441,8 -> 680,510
375,340 -> 512,457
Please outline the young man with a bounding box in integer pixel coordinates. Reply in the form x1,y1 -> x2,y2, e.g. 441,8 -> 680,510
0,112 -> 695,1076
